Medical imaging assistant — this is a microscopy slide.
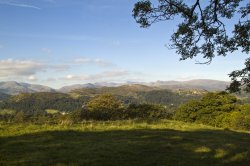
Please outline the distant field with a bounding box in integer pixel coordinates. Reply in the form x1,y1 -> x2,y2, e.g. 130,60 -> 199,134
0,120 -> 250,166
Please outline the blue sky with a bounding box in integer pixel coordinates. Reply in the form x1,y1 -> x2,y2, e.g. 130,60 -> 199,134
0,0 -> 248,88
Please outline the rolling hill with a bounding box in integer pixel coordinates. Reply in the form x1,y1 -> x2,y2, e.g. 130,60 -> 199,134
0,92 -> 10,101
148,79 -> 229,91
0,79 -> 229,96
0,81 -> 55,95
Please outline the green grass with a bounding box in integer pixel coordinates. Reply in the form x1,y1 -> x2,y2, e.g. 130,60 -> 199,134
45,109 -> 60,114
0,109 -> 16,115
0,120 -> 249,166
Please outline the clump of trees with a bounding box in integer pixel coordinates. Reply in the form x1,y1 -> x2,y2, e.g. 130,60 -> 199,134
123,103 -> 174,120
174,92 -> 250,130
0,92 -> 249,131
70,94 -> 173,121
86,94 -> 124,120
0,92 -> 90,114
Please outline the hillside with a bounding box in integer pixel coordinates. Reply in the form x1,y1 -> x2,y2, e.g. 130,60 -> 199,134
59,83 -> 99,93
0,81 -> 55,95
0,84 -> 204,114
0,92 -> 90,113
0,92 -> 10,101
70,84 -> 159,97
0,79 -> 230,95
149,79 -> 229,91
61,79 -> 229,93
59,82 -> 121,93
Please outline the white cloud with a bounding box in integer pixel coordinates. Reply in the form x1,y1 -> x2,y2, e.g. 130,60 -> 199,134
66,75 -> 74,79
74,58 -> 113,67
0,59 -> 44,78
62,70 -> 130,81
0,0 -> 41,9
28,75 -> 37,81
0,58 -> 71,79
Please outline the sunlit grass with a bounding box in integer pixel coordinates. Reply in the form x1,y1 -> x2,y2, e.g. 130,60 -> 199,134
0,109 -> 16,115
45,109 -> 60,114
0,120 -> 216,137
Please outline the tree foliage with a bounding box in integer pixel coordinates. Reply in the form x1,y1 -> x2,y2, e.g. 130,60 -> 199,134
0,92 -> 90,114
86,94 -> 124,120
124,103 -> 174,119
133,0 -> 250,92
87,94 -> 124,112
139,89 -> 201,106
174,92 -> 250,130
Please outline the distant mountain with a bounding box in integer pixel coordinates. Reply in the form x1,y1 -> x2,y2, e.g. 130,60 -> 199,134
148,79 -> 229,91
58,83 -> 98,93
0,79 -> 229,95
0,81 -> 55,95
70,84 -> 159,97
60,79 -> 229,93
59,82 -> 121,93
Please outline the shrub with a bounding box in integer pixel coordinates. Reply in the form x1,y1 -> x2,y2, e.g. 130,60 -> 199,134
14,111 -> 25,123
232,104 -> 250,130
0,109 -> 16,123
86,94 -> 124,120
174,92 -> 243,128
174,100 -> 202,122
124,103 -> 173,119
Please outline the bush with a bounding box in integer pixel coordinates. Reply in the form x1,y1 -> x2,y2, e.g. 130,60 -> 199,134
174,100 -> 202,122
174,92 -> 244,128
124,103 -> 173,120
86,94 -> 124,120
232,104 -> 250,130
0,109 -> 16,123
14,111 -> 25,123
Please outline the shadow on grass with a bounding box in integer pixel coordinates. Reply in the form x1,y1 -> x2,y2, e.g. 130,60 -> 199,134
0,129 -> 249,166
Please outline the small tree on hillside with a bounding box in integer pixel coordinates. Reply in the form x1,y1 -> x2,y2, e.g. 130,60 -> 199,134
14,111 -> 25,123
86,94 -> 124,120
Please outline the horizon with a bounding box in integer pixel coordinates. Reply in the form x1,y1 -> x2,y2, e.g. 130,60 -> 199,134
0,78 -> 230,89
0,0 -> 248,89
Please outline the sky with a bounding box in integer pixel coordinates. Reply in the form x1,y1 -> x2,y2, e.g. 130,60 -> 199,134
0,0 -> 248,88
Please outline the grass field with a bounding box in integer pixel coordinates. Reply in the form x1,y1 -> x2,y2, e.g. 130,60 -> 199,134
0,120 -> 250,166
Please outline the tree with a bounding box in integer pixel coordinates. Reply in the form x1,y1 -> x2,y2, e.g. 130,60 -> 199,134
14,111 -> 25,123
133,0 -> 250,92
86,94 -> 124,120
174,92 -> 240,126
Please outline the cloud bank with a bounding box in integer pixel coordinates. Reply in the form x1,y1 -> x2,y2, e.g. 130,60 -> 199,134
0,59 -> 44,78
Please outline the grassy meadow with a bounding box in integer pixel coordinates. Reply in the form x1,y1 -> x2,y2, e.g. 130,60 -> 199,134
0,120 -> 250,166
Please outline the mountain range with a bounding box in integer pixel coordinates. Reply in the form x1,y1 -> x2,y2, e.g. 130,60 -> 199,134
0,79 -> 229,95
0,81 -> 55,95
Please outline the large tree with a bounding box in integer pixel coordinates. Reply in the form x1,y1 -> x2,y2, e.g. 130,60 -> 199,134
133,0 -> 250,92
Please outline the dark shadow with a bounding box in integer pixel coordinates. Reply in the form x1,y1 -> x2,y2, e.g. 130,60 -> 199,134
0,128 -> 250,166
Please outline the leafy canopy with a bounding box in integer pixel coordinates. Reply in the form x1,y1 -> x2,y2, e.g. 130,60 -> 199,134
133,0 -> 250,92
86,94 -> 124,112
